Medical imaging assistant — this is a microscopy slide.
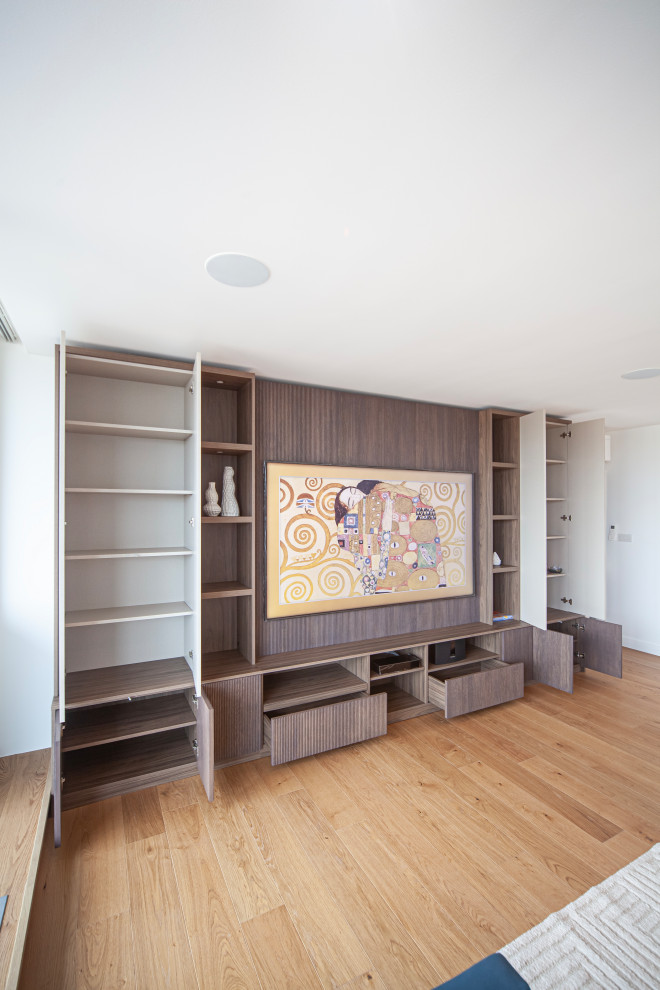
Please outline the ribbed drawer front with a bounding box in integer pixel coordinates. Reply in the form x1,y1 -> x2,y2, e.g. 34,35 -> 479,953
265,692 -> 387,766
428,659 -> 524,718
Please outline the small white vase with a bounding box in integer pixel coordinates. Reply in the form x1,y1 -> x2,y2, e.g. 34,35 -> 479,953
203,481 -> 221,517
221,466 -> 240,517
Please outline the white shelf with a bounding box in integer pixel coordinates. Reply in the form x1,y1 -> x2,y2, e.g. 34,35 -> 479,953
546,497 -> 566,502
546,535 -> 567,540
547,572 -> 568,579
65,547 -> 193,560
65,601 -> 193,627
65,488 -> 194,495
66,354 -> 191,386
66,421 -> 192,441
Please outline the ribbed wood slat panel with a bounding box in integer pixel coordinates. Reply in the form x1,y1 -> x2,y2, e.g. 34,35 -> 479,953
266,693 -> 387,766
255,379 -> 482,656
205,676 -> 263,762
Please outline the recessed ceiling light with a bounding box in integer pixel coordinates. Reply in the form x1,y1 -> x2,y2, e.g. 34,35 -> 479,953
621,368 -> 660,380
205,253 -> 270,288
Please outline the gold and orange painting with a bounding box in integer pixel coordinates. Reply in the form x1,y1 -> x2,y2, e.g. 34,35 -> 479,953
266,463 -> 473,617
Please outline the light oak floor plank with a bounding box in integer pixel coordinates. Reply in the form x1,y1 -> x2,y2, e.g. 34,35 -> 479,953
19,648 -> 660,989
225,761 -> 378,989
162,801 -> 261,990
125,831 -> 199,989
242,905 -> 323,989
196,767 -> 284,924
74,911 -> 136,990
121,787 -> 165,844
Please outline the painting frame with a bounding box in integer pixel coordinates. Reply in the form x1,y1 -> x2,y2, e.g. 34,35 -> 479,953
266,462 -> 474,618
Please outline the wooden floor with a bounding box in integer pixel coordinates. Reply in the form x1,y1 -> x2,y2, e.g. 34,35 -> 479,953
0,748 -> 50,990
19,648 -> 660,990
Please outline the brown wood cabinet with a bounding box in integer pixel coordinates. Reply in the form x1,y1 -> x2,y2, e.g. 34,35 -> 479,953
53,340 -> 214,843
54,346 -> 623,804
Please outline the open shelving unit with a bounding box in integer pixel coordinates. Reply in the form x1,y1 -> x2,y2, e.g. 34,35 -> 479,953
199,365 -> 259,767
200,366 -> 255,671
54,340 -> 213,842
479,409 -> 522,625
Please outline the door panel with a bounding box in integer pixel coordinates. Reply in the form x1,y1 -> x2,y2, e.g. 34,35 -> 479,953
500,625 -> 534,682
183,353 -> 202,694
57,334 -> 67,716
532,626 -> 573,693
581,617 -> 622,678
52,704 -> 62,847
205,675 -> 263,763
195,689 -> 214,801
567,420 -> 606,619
520,410 -> 547,629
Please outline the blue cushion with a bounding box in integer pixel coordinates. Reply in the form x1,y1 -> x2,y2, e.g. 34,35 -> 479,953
433,952 -> 530,989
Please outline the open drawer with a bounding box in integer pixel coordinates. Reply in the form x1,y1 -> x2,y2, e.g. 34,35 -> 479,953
428,658 -> 524,718
264,692 -> 387,766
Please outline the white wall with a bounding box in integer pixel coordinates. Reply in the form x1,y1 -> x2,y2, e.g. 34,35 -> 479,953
606,425 -> 660,656
0,344 -> 55,756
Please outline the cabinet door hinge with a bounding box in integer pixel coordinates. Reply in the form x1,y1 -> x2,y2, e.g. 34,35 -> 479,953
561,596 -> 573,605
560,430 -> 572,439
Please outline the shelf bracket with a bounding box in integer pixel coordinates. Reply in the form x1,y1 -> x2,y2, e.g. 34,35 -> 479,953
561,597 -> 573,605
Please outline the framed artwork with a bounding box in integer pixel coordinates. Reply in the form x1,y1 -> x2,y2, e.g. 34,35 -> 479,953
266,463 -> 473,618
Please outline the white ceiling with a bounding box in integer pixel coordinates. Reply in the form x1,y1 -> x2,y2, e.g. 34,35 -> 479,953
1,0 -> 659,429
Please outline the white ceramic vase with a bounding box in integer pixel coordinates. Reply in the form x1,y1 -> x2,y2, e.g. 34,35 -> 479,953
221,466 -> 240,517
203,480 -> 221,516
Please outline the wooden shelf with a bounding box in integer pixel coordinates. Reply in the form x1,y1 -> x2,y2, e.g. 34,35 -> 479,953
65,488 -> 194,495
546,535 -> 567,541
493,514 -> 518,521
201,441 -> 252,455
62,694 -> 195,751
66,353 -> 191,386
370,665 -> 422,683
547,607 -> 583,625
263,664 -> 368,712
200,368 -> 254,390
201,582 -> 252,599
65,601 -> 193,627
492,461 -> 517,469
371,684 -> 436,724
546,458 -> 566,464
66,421 -> 192,441
201,515 -> 253,524
65,656 -> 194,709
202,650 -> 255,681
492,564 -> 518,573
62,729 -> 196,809
547,572 -> 567,579
428,645 -> 499,673
546,497 -> 566,502
66,546 -> 193,559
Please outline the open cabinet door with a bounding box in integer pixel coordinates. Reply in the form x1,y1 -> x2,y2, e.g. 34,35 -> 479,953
187,689 -> 214,800
56,333 -> 66,718
520,410 -> 547,629
581,617 -> 622,678
183,353 -> 202,694
52,705 -> 62,847
532,626 -> 574,693
567,419 -> 607,619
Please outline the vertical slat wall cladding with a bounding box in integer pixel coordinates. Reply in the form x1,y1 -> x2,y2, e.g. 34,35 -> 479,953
255,381 -> 482,656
